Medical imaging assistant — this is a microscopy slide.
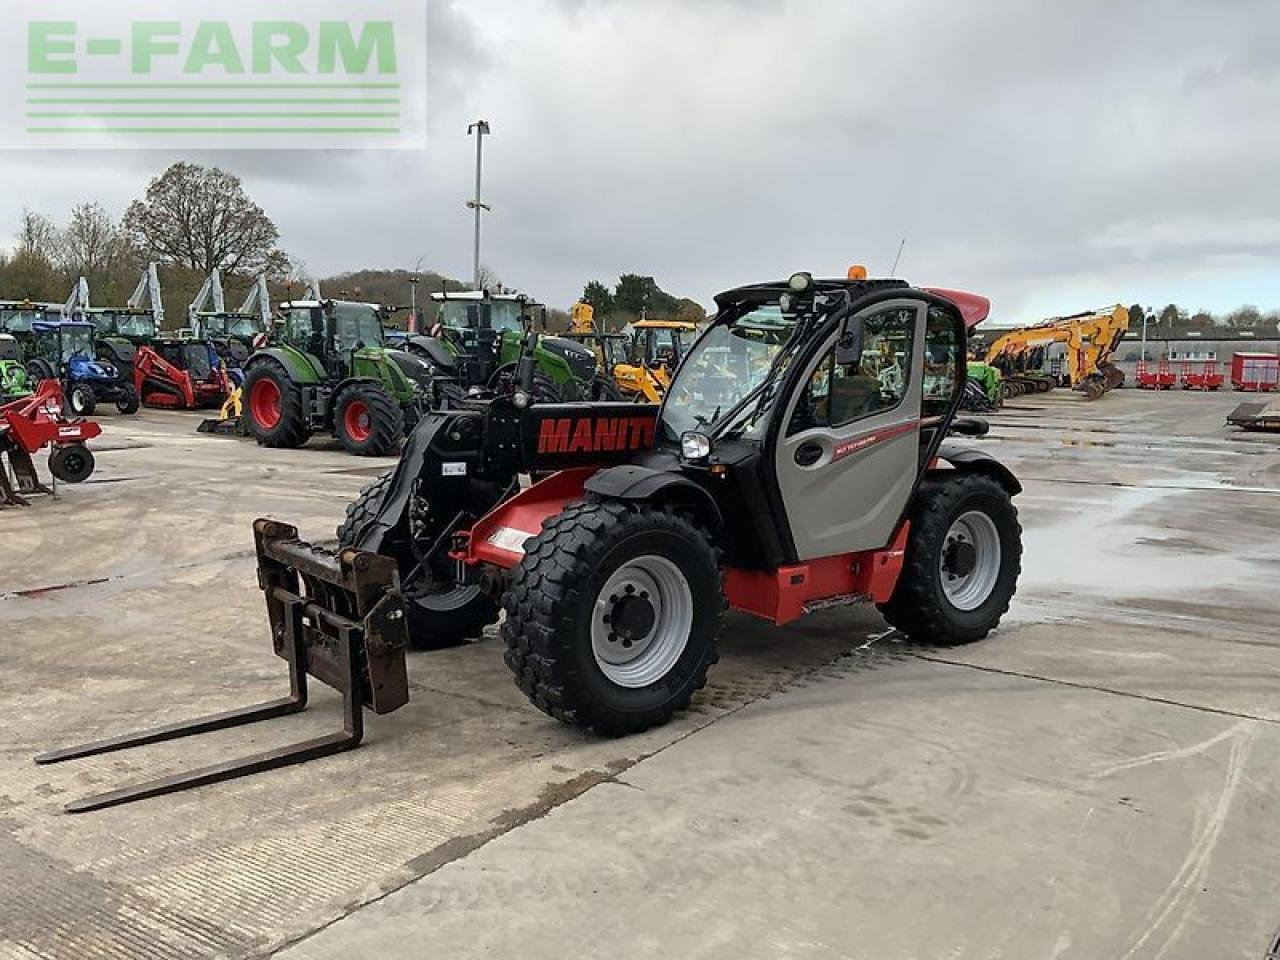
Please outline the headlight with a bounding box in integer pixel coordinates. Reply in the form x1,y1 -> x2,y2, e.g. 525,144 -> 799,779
681,432 -> 712,462
788,272 -> 813,293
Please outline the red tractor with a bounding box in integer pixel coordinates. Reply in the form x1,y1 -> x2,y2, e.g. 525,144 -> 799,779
37,272 -> 1025,813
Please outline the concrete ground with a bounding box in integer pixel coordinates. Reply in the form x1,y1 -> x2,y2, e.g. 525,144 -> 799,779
2,389 -> 1278,960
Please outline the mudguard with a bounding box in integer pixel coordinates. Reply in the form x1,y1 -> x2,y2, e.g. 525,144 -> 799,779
584,464 -> 724,530
249,347 -> 325,383
936,441 -> 1022,496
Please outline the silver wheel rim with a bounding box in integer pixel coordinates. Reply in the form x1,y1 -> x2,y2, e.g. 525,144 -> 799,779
940,510 -> 1002,612
591,555 -> 693,689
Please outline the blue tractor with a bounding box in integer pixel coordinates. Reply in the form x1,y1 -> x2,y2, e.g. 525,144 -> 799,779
26,320 -> 139,417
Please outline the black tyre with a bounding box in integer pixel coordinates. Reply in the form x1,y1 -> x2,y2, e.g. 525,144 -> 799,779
243,360 -> 311,449
49,443 -> 95,484
878,473 -> 1021,646
25,359 -> 56,383
502,501 -> 723,735
533,373 -> 566,402
337,474 -> 498,649
67,383 -> 97,418
334,383 -> 404,457
591,376 -> 624,402
115,383 -> 140,415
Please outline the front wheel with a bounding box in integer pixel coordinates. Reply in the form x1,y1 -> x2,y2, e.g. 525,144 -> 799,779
67,383 -> 97,418
333,383 -> 404,457
337,473 -> 499,648
243,360 -> 310,449
878,473 -> 1021,646
115,383 -> 140,415
49,443 -> 95,483
502,501 -> 723,735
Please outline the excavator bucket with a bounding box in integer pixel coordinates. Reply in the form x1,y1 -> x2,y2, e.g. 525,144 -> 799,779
35,519 -> 410,812
198,386 -> 244,435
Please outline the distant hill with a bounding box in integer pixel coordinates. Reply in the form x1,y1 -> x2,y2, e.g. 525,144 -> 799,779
317,269 -> 472,309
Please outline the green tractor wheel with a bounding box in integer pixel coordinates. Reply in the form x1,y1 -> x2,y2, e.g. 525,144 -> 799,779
334,383 -> 404,457
243,360 -> 311,449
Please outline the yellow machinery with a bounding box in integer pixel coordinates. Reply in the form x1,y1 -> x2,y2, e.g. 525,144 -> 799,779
984,305 -> 1130,400
613,319 -> 699,402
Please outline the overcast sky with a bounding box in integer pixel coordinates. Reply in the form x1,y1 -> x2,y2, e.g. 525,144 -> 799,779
3,0 -> 1279,322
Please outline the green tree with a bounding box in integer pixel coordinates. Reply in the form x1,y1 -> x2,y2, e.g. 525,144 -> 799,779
1128,303 -> 1145,328
1157,304 -> 1181,328
1187,310 -> 1214,329
124,162 -> 283,276
582,280 -> 615,319
1,210 -> 61,300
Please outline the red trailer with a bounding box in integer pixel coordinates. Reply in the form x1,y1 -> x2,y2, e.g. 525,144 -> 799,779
1181,360 -> 1224,391
1136,358 -> 1177,390
1231,353 -> 1280,392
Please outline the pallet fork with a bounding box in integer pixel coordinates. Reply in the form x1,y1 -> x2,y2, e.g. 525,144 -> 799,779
35,520 -> 410,813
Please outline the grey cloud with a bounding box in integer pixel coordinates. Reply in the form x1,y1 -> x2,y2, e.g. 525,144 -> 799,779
1,0 -> 1276,319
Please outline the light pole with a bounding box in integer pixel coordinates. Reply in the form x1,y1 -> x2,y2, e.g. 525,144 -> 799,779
1143,309 -> 1155,362
466,120 -> 491,291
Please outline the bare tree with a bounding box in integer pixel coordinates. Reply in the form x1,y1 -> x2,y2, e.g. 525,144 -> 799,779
123,163 -> 283,276
18,209 -> 57,257
476,263 -> 501,292
57,202 -> 134,290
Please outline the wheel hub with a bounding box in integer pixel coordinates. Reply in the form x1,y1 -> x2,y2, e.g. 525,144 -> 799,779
943,537 -> 978,579
608,591 -> 656,646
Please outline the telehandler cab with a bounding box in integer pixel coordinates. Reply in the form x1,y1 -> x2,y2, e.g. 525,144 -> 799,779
38,272 -> 1023,813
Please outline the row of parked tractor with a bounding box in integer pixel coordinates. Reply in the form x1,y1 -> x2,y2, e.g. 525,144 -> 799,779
0,269 -> 701,500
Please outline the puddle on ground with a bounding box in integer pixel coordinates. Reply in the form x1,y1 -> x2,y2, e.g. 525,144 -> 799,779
1019,483 -> 1266,599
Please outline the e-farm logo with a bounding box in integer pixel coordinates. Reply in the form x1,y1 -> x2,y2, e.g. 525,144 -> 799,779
4,1 -> 426,149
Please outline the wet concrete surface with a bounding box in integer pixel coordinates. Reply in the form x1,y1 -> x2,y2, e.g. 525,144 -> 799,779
2,391 -> 1278,959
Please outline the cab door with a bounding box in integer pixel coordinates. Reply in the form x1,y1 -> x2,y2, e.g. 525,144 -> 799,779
773,299 -> 926,561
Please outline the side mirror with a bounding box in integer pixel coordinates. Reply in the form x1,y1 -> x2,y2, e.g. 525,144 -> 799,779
835,320 -> 863,367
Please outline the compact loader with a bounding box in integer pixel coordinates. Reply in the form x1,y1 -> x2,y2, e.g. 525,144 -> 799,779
38,271 -> 1024,813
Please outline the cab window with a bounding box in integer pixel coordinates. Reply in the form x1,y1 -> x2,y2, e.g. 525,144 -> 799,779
923,306 -> 960,417
788,306 -> 916,436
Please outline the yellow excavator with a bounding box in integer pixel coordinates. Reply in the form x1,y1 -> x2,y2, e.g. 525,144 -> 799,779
984,305 -> 1131,400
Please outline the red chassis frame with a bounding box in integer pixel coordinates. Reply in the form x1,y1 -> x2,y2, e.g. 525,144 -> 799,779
452,467 -> 911,628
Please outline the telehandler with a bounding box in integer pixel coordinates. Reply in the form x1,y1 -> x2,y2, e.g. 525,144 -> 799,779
37,270 -> 1023,813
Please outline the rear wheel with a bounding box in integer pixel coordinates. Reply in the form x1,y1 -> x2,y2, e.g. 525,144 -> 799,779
878,473 -> 1021,646
67,383 -> 96,417
49,444 -> 95,483
115,383 -> 140,415
243,360 -> 310,449
502,501 -> 723,735
334,383 -> 403,457
337,474 -> 498,649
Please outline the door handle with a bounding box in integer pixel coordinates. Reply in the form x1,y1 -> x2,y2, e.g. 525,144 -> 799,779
795,443 -> 823,467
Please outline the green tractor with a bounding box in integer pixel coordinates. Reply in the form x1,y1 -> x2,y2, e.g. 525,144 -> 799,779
241,299 -> 428,456
0,334 -> 32,400
404,290 -> 619,403
0,300 -> 62,357
963,361 -> 1004,412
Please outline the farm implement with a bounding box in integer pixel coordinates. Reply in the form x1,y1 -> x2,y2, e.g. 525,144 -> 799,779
37,270 -> 1024,813
0,379 -> 101,506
